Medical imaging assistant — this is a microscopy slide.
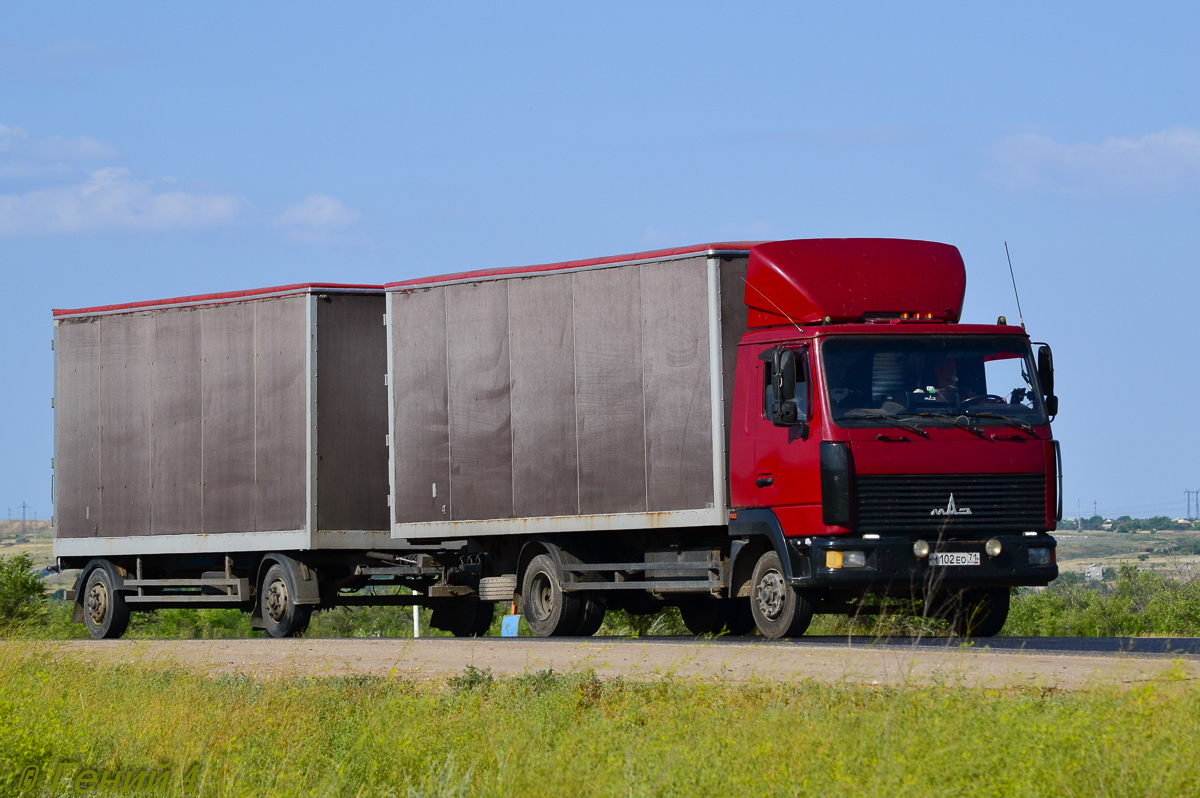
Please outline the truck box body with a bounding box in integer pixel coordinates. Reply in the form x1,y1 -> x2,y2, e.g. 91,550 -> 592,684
52,285 -> 390,561
50,237 -> 1059,641
384,245 -> 756,539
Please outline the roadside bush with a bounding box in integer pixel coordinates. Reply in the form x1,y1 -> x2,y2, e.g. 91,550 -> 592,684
0,554 -> 46,630
1006,563 -> 1200,636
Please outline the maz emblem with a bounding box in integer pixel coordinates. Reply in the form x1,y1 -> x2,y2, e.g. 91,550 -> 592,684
930,493 -> 972,517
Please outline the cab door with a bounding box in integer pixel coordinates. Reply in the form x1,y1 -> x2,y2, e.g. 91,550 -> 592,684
751,344 -> 823,531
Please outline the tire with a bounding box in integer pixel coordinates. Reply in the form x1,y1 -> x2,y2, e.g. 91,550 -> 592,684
520,554 -> 583,637
749,551 -> 813,639
679,599 -> 723,635
952,588 -> 1010,637
573,596 -> 608,637
724,598 -> 757,636
260,563 -> 312,638
82,564 -> 130,640
431,600 -> 496,637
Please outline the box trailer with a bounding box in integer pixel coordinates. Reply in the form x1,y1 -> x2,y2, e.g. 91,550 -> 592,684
56,239 -> 1062,641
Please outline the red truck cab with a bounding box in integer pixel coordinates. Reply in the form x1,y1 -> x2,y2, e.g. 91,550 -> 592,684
726,239 -> 1060,636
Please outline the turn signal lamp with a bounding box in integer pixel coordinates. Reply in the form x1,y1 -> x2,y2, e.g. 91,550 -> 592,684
985,538 -> 1003,557
826,550 -> 843,569
913,540 -> 930,558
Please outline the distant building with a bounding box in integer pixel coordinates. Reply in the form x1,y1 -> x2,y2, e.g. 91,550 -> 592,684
1085,563 -> 1104,582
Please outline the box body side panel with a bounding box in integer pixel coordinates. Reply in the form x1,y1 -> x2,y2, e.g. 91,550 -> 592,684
719,257 -> 750,505
390,289 -> 451,523
255,297 -> 308,531
200,302 -> 257,533
446,281 -> 514,520
151,308 -> 203,535
509,274 -> 579,517
99,313 -> 153,536
55,318 -> 101,539
642,258 -> 714,511
573,265 -> 647,514
317,294 -> 389,531
389,255 -> 725,537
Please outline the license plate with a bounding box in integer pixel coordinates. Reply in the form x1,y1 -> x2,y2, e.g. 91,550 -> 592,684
929,552 -> 980,566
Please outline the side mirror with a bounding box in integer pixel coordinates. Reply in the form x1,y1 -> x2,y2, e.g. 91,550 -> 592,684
774,349 -> 797,402
1037,344 -> 1057,416
1037,345 -> 1054,397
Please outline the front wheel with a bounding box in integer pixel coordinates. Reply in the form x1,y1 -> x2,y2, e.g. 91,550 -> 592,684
82,564 -> 130,640
261,563 -> 312,638
749,551 -> 813,639
952,588 -> 1010,637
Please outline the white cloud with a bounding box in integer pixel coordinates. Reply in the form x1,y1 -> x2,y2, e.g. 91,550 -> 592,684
275,194 -> 359,231
0,122 -> 120,180
0,167 -> 246,236
990,126 -> 1200,195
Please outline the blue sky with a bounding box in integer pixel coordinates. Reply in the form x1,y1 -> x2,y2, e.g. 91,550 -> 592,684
2,2 -> 1198,521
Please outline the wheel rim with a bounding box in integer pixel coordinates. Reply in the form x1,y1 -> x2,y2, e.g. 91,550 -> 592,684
86,581 -> 109,626
528,571 -> 554,622
265,578 -> 289,623
755,570 -> 786,621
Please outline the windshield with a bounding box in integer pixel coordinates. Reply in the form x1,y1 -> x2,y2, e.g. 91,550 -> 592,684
821,335 -> 1047,426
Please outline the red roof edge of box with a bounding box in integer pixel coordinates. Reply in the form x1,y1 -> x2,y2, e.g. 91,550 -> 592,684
52,283 -> 384,318
383,242 -> 762,290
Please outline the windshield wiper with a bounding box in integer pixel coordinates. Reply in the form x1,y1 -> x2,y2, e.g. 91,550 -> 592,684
840,411 -> 930,438
962,411 -> 1039,438
901,412 -> 987,439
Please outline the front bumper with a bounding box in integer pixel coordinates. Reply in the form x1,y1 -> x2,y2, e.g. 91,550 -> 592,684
786,534 -> 1058,593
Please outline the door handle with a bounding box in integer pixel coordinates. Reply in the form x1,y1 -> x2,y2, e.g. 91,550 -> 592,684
755,476 -> 774,488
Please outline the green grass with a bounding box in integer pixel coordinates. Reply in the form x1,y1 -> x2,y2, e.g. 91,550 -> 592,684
1,646 -> 1199,797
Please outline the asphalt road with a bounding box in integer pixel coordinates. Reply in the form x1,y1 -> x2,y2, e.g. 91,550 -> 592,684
19,635 -> 1200,690
632,635 -> 1200,656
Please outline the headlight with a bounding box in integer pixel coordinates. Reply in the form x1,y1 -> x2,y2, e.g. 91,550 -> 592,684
913,540 -> 930,558
985,539 -> 1003,557
843,551 -> 866,569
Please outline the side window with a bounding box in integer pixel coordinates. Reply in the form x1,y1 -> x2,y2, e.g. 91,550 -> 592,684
762,349 -> 808,419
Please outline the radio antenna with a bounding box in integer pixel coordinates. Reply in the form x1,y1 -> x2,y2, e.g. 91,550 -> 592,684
1004,241 -> 1025,330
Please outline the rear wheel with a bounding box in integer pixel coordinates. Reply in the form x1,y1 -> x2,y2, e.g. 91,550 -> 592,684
749,551 -> 813,639
520,554 -> 583,637
82,564 -> 130,640
679,599 -> 723,635
952,588 -> 1010,637
431,599 -> 496,637
261,563 -> 312,638
573,596 -> 608,637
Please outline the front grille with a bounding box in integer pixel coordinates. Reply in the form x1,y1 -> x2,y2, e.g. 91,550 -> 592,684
853,473 -> 1047,535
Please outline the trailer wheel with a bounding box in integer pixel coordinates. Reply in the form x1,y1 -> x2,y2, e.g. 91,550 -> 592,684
521,554 -> 583,636
951,588 -> 1010,637
82,565 -> 130,640
572,596 -> 607,637
749,551 -> 813,639
261,563 -> 312,638
431,599 -> 496,637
